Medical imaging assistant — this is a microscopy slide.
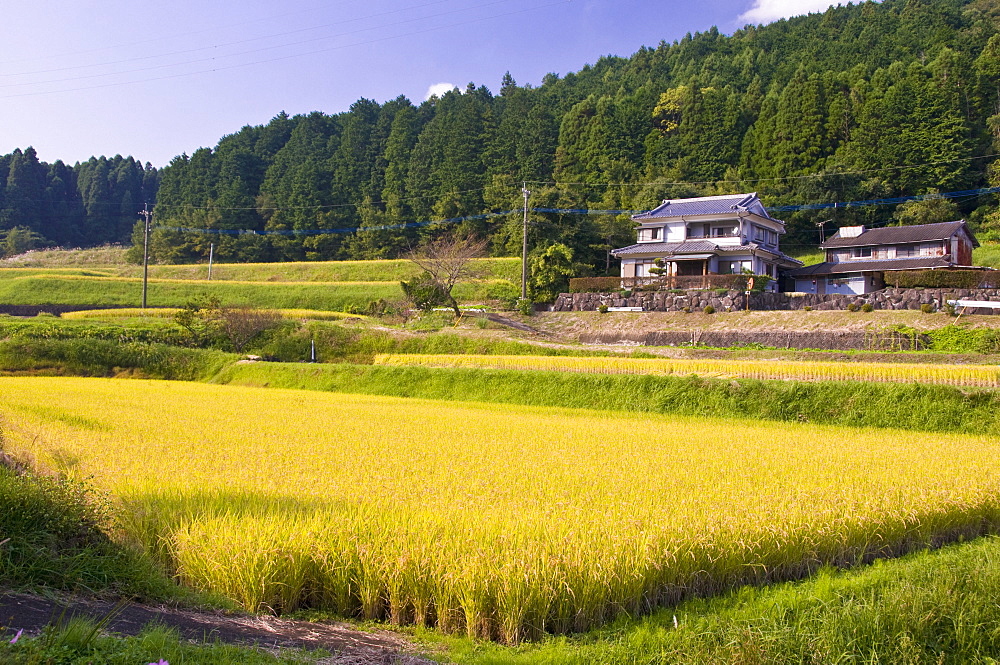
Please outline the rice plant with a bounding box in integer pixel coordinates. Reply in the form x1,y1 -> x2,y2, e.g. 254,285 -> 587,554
373,353 -> 1000,387
3,377 -> 1000,642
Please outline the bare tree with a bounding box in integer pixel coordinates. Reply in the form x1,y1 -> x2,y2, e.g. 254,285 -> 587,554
217,306 -> 283,353
405,235 -> 488,317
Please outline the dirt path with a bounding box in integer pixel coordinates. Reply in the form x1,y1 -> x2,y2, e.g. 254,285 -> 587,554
0,590 -> 435,664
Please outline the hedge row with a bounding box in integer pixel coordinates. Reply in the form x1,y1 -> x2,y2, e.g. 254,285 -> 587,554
888,270 -> 1000,289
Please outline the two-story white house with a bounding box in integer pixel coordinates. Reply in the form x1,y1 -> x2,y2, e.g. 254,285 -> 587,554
611,193 -> 802,289
787,220 -> 980,294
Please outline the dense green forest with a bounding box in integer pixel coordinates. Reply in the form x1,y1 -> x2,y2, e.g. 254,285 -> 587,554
7,0 -> 1000,273
0,150 -> 158,255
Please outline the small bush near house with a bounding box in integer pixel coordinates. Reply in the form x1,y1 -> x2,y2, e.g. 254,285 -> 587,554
921,303 -> 935,314
598,305 -> 609,314
847,303 -> 859,312
861,303 -> 874,313
703,305 -> 715,314
804,306 -> 813,311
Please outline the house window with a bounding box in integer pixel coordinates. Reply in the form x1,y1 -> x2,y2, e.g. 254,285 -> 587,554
638,227 -> 661,242
634,261 -> 657,277
895,244 -> 917,258
711,226 -> 738,238
850,246 -> 873,258
754,226 -> 766,242
719,260 -> 751,275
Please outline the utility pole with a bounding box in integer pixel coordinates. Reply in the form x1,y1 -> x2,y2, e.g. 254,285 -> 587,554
816,219 -> 831,244
521,183 -> 531,300
208,243 -> 214,280
140,204 -> 153,309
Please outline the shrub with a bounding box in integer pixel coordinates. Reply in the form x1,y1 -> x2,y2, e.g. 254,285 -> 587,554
682,306 -> 691,313
598,305 -> 609,314
891,269 -> 1000,289
703,305 -> 715,314
620,290 -> 632,298
847,303 -> 859,312
861,303 -> 874,313
517,298 -> 534,316
485,281 -> 520,311
926,324 -> 1000,354
569,277 -> 620,293
920,303 -> 935,314
400,272 -> 448,311
804,306 -> 813,312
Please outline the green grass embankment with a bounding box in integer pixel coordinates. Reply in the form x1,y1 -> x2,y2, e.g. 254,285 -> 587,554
0,339 -> 235,381
0,275 -> 404,310
0,274 -> 508,310
436,535 -> 1000,665
212,362 -> 1000,436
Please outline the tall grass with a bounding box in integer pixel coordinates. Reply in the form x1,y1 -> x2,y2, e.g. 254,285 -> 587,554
5,378 -> 1000,641
0,465 -> 170,596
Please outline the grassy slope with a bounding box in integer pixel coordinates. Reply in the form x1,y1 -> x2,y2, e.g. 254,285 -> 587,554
2,253 -> 521,283
212,362 -> 1000,435
0,275 -> 510,311
434,535 -> 1000,664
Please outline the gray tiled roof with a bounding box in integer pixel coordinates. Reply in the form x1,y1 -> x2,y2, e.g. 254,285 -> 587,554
613,241 -> 804,267
787,257 -> 956,277
632,192 -> 781,222
823,221 -> 976,248
612,240 -> 720,256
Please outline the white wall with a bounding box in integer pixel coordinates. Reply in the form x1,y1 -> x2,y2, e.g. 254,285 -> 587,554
665,223 -> 686,242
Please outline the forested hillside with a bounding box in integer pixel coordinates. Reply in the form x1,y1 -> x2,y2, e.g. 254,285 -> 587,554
9,0 -> 1000,273
0,149 -> 158,255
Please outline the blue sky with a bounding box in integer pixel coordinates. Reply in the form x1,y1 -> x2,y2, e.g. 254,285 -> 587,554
0,0 -> 849,167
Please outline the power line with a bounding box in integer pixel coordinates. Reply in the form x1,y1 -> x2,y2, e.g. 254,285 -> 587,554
525,153 -> 1000,188
151,186 -> 1000,237
767,186 -> 1000,212
0,0 -> 570,100
158,209 -> 521,236
0,0 -> 526,90
0,0 -> 458,79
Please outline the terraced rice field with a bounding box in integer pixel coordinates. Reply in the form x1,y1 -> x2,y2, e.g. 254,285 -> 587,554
373,353 -> 1000,387
2,377 -> 1000,642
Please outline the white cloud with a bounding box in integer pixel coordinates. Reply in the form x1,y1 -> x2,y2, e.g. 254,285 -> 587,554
738,0 -> 852,25
424,82 -> 458,100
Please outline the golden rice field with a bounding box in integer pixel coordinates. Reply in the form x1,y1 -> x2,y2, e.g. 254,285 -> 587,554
60,308 -> 364,321
2,377 -> 1000,642
373,353 -> 1000,387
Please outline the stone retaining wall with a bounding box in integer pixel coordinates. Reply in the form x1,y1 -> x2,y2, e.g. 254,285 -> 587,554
554,287 -> 1000,314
